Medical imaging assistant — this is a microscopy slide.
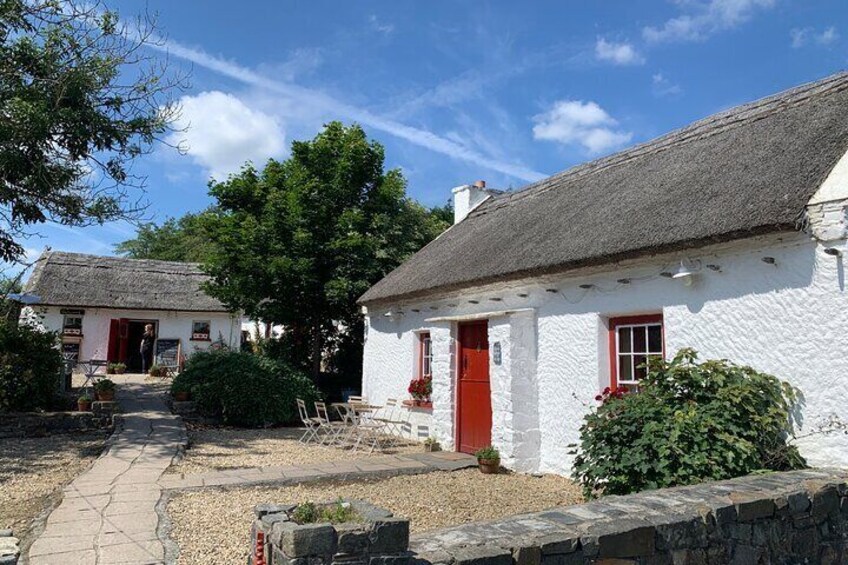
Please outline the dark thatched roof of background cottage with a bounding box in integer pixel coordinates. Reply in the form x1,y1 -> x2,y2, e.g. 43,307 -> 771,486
360,72 -> 848,305
24,252 -> 230,312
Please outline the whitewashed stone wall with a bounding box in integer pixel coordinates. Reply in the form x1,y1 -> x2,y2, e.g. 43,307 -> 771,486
362,229 -> 848,475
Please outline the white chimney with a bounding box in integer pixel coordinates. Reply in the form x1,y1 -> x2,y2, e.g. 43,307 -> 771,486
452,180 -> 491,224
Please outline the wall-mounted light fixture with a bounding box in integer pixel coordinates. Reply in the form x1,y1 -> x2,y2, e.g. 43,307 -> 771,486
672,260 -> 697,287
824,247 -> 843,257
384,310 -> 404,322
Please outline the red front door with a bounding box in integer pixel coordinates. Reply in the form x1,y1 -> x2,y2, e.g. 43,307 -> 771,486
457,320 -> 491,454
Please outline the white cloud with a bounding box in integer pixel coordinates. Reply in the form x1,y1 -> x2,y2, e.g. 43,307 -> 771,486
643,0 -> 775,43
369,14 -> 395,35
595,38 -> 644,65
147,36 -> 547,182
652,73 -> 683,97
532,100 -> 632,154
790,26 -> 839,48
167,91 -> 285,180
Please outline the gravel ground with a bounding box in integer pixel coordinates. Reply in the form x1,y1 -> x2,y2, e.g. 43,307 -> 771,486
171,425 -> 421,474
0,433 -> 106,545
167,469 -> 583,564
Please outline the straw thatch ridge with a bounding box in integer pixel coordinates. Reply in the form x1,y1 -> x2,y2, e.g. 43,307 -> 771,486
24,251 -> 231,312
360,71 -> 848,305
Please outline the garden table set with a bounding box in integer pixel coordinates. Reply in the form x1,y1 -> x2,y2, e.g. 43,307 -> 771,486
296,397 -> 412,453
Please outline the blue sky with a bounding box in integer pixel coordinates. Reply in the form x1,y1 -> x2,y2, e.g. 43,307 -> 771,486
10,0 -> 848,269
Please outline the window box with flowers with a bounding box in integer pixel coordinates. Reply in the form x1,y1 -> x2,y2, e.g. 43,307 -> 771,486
407,375 -> 432,408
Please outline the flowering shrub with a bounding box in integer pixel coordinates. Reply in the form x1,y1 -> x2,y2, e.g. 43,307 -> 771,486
595,386 -> 629,402
407,376 -> 432,401
571,348 -> 805,498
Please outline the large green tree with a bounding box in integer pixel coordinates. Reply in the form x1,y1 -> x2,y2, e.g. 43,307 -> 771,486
0,0 -> 181,262
203,122 -> 450,379
114,210 -> 219,263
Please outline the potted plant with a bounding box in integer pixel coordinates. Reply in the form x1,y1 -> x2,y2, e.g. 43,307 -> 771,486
171,381 -> 191,402
424,437 -> 440,452
148,364 -> 161,377
77,393 -> 93,412
106,362 -> 117,375
407,376 -> 432,407
475,445 -> 500,474
114,362 -> 127,375
94,378 -> 116,401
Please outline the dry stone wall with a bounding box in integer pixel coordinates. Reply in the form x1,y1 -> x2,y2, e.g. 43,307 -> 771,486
408,469 -> 848,564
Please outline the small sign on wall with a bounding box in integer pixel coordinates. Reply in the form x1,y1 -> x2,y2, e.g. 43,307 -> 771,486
492,341 -> 502,365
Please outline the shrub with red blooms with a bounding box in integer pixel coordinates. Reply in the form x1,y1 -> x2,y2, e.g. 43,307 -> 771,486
407,376 -> 432,401
571,348 -> 805,499
595,386 -> 628,402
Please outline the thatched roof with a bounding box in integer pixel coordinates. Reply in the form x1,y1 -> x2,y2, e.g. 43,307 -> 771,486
360,72 -> 848,305
24,251 -> 231,313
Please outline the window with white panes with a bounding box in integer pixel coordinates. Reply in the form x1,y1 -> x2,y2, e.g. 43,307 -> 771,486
609,315 -> 664,390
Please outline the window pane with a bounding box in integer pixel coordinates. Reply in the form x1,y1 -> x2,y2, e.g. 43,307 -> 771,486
648,325 -> 662,353
618,355 -> 632,382
634,355 -> 648,380
633,326 -> 647,353
618,327 -> 631,353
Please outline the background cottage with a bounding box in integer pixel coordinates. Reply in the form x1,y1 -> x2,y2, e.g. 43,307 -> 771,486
24,252 -> 242,370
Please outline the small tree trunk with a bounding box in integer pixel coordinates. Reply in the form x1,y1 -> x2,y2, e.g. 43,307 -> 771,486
310,325 -> 323,381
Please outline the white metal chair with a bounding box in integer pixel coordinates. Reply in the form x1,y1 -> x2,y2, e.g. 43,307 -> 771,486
372,398 -> 408,445
296,399 -> 322,444
314,402 -> 349,446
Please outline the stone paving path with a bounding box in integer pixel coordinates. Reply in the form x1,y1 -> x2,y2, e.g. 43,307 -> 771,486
28,374 -> 185,565
158,451 -> 476,491
25,373 -> 475,564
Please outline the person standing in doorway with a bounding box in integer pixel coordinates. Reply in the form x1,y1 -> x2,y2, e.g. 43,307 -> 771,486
140,324 -> 155,374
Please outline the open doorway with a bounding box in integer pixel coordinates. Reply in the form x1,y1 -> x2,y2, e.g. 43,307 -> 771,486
108,319 -> 158,372
126,320 -> 157,372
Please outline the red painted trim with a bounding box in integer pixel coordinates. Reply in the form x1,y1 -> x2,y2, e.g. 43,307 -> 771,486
418,332 -> 431,379
608,313 -> 664,388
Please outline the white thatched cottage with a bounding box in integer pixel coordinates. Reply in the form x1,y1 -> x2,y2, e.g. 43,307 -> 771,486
359,73 -> 848,474
24,252 -> 241,371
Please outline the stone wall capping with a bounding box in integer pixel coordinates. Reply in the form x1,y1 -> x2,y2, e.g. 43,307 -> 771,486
401,469 -> 848,565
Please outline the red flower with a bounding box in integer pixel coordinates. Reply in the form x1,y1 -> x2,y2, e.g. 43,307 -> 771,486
595,394 -> 603,401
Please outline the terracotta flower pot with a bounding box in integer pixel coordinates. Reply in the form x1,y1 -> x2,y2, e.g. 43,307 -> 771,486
78,399 -> 92,412
424,443 -> 440,452
477,458 -> 500,474
174,391 -> 190,402
97,390 -> 115,401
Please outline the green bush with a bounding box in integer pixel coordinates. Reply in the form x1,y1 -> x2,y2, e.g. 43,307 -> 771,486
571,348 -> 805,498
0,321 -> 63,412
170,350 -> 319,426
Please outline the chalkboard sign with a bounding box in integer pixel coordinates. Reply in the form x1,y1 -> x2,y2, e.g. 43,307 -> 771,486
154,338 -> 181,368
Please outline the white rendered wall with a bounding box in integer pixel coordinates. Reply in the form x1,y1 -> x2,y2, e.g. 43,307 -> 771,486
363,231 -> 848,474
31,307 -> 242,362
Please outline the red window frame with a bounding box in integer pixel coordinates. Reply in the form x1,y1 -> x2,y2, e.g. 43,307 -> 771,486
418,332 -> 432,379
608,314 -> 664,389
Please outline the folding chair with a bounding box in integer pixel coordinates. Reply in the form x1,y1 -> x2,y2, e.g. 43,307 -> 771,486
296,399 -> 322,444
372,398 -> 407,446
314,402 -> 349,446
